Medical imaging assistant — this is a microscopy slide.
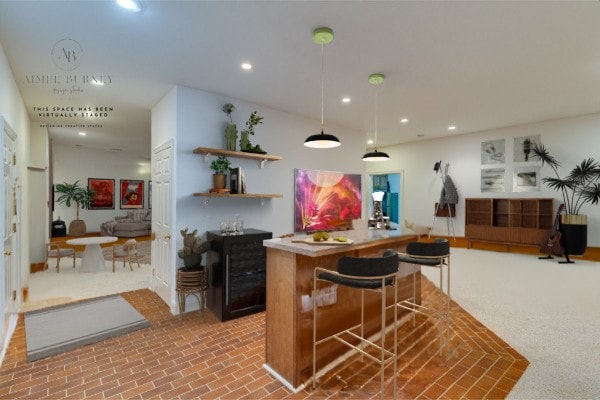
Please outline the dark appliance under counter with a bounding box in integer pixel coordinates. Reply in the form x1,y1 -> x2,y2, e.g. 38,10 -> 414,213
206,229 -> 272,321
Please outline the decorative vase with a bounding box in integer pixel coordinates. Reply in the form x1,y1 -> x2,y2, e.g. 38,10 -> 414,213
240,131 -> 250,151
225,123 -> 237,151
560,214 -> 587,256
68,219 -> 86,236
213,173 -> 226,190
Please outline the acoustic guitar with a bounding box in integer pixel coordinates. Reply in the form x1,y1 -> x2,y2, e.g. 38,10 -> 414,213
539,204 -> 565,258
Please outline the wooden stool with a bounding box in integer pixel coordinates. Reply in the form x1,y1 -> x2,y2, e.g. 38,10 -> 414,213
176,266 -> 208,315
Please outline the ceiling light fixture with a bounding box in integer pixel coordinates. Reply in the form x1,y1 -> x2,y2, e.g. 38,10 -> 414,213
400,118 -> 408,124
304,27 -> 340,149
241,63 -> 253,70
362,73 -> 390,162
78,132 -> 86,136
116,0 -> 142,12
342,97 -> 351,103
448,125 -> 457,131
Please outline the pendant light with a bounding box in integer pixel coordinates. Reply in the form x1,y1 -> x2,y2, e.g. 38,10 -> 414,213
362,73 -> 390,162
304,27 -> 341,149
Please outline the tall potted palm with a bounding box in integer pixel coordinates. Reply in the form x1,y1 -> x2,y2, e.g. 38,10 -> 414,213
55,180 -> 95,236
531,143 -> 600,257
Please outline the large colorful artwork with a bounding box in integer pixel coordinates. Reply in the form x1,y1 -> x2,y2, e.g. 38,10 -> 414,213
88,178 -> 115,210
294,169 -> 362,232
120,179 -> 144,209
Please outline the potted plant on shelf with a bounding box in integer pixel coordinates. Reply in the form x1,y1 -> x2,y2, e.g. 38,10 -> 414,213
223,103 -> 237,151
55,180 -> 95,236
210,155 -> 232,191
239,111 -> 266,154
531,143 -> 600,257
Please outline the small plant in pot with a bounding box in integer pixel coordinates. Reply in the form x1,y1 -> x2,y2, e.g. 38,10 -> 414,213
210,155 -> 232,191
531,143 -> 600,257
239,111 -> 266,154
55,180 -> 95,236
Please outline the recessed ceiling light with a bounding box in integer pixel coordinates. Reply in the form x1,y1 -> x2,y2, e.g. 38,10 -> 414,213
241,63 -> 253,70
116,0 -> 142,12
342,97 -> 351,103
448,125 -> 457,131
400,118 -> 408,124
367,139 -> 374,145
78,132 -> 86,136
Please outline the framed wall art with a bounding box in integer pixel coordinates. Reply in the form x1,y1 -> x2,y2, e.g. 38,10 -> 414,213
294,168 -> 362,232
88,178 -> 115,210
120,179 -> 144,209
481,168 -> 505,192
481,139 -> 505,165
513,166 -> 540,192
513,134 -> 541,162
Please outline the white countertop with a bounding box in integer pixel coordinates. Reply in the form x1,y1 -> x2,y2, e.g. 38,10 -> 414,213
263,227 -> 417,257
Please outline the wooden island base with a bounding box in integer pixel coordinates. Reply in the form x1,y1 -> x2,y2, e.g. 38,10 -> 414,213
263,228 -> 419,391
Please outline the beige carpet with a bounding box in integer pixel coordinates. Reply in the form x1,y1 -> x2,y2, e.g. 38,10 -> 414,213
422,248 -> 600,399
23,259 -> 152,313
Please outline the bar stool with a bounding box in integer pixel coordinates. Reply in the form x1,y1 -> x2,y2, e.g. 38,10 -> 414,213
312,249 -> 400,399
396,238 -> 451,355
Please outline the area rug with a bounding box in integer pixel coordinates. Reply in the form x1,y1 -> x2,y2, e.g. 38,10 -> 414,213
24,294 -> 150,362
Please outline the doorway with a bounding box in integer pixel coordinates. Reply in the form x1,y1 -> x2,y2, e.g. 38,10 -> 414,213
369,171 -> 402,228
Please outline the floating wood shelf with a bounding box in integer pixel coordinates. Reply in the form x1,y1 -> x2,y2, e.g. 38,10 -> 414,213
193,147 -> 282,168
193,193 -> 282,199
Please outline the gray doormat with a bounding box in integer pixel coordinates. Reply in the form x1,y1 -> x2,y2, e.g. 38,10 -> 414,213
24,294 -> 150,362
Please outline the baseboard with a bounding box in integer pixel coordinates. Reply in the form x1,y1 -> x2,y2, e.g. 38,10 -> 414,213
30,262 -> 45,274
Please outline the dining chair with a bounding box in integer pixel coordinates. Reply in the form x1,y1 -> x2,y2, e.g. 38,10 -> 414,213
44,242 -> 76,273
112,239 -> 141,272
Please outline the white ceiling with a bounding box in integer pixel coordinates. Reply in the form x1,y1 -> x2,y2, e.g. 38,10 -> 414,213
2,1 -> 600,158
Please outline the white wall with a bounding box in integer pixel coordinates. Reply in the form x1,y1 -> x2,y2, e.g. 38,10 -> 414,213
368,113 -> 600,246
170,85 -> 366,264
52,143 -> 151,240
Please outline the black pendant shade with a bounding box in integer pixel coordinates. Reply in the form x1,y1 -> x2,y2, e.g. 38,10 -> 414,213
362,149 -> 390,161
304,130 -> 341,149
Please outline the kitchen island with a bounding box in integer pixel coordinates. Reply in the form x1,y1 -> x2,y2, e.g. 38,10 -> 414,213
262,228 -> 419,391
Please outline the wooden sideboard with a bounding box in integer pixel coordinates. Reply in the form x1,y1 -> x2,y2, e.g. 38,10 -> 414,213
262,228 -> 418,391
465,198 -> 553,248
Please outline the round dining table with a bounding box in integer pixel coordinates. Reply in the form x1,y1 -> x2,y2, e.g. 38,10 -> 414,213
66,236 -> 118,272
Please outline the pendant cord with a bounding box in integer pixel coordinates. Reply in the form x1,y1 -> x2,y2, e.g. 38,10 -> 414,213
374,87 -> 378,149
320,42 -> 325,131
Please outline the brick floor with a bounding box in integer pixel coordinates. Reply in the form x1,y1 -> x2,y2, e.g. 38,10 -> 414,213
0,278 -> 527,399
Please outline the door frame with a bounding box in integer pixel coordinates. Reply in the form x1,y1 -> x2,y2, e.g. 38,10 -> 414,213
0,116 -> 20,361
368,169 -> 404,227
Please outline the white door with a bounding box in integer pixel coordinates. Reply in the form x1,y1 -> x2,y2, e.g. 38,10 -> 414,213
1,117 -> 19,348
151,140 -> 175,312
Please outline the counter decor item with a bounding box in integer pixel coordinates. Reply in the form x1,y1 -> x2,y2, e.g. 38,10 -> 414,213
177,228 -> 210,269
240,111 -> 266,154
531,143 -> 600,257
210,155 -> 231,191
223,103 -> 237,151
54,180 -> 95,236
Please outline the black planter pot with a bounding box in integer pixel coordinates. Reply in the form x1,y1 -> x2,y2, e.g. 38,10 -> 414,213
559,223 -> 587,256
